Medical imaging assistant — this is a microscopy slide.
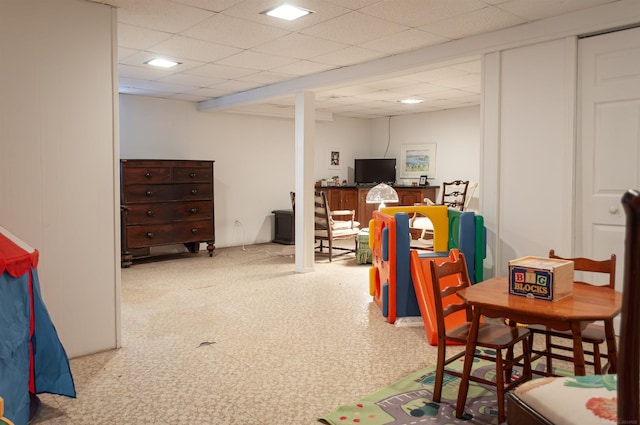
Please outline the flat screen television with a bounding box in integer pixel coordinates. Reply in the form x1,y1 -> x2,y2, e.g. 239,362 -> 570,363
354,158 -> 396,185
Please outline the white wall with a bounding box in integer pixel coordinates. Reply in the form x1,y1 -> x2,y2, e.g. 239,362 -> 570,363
482,38 -> 577,276
119,95 -> 371,248
370,107 -> 481,203
0,0 -> 119,357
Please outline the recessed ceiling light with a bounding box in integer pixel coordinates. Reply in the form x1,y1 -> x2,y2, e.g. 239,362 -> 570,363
262,4 -> 313,21
144,58 -> 180,68
400,99 -> 424,104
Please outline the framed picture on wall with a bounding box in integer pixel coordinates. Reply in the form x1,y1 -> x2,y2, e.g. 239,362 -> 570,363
329,148 -> 341,169
419,175 -> 428,186
400,144 -> 436,178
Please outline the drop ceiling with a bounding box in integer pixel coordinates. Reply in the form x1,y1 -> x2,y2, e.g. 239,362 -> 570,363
87,0 -> 619,119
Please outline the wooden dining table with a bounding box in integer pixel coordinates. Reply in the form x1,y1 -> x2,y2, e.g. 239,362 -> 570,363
452,276 -> 622,420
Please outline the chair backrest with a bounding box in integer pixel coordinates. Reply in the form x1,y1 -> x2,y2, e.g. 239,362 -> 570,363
440,180 -> 470,211
618,189 -> 640,423
548,249 -> 616,288
429,253 -> 474,338
314,191 -> 331,236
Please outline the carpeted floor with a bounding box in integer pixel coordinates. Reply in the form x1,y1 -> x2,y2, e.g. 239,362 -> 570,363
30,243 -> 442,424
29,242 -> 579,425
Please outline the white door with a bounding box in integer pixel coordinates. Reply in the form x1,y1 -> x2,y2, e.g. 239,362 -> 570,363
579,26 -> 640,292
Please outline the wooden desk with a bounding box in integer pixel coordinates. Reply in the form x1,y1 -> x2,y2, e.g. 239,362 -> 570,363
453,277 -> 622,420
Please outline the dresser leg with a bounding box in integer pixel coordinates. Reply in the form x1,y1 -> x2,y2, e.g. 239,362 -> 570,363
121,252 -> 133,268
207,242 -> 215,257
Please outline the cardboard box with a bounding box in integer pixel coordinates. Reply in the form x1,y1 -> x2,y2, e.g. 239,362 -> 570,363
508,256 -> 574,301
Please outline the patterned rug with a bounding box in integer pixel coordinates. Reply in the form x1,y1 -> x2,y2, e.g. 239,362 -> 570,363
319,349 -> 538,425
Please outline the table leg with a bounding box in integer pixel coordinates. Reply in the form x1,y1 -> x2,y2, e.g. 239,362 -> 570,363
571,321 -> 586,376
604,319 -> 617,373
455,308 -> 481,419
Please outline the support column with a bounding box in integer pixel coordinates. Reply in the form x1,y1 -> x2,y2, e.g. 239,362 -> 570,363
294,92 -> 315,273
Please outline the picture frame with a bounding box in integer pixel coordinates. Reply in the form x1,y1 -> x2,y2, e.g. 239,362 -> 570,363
329,148 -> 341,169
419,175 -> 428,186
399,144 -> 436,178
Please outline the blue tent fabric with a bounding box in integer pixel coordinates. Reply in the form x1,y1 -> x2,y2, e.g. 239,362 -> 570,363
32,269 -> 76,398
0,271 -> 31,425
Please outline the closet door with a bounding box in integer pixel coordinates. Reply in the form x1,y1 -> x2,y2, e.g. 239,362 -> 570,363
579,26 -> 640,292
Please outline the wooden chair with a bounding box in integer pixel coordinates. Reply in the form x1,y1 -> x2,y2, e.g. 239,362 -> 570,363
427,252 -> 531,424
528,250 -> 616,375
506,189 -> 640,425
439,180 -> 471,210
410,180 -> 473,243
314,190 -> 359,261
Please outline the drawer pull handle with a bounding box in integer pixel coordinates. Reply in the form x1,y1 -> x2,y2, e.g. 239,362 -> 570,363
146,210 -> 154,217
146,232 -> 154,238
190,208 -> 198,214
191,228 -> 198,234
189,172 -> 197,178
145,190 -> 153,197
145,171 -> 152,179
191,189 -> 198,195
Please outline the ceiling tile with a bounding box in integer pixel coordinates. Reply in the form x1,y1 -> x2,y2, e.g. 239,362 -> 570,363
119,51 -> 205,73
118,64 -> 173,80
185,63 -> 260,79
301,11 -> 409,45
170,0 -> 244,13
360,29 -> 450,54
237,71 -> 296,84
320,0 -> 381,10
117,23 -> 172,50
360,0 -> 486,27
495,0 -> 617,21
423,6 -> 527,39
216,50 -> 299,70
310,45 -> 386,66
115,0 -> 214,33
149,36 -> 242,63
159,73 -> 227,88
253,33 -> 348,59
182,13 -> 288,49
220,0 -> 351,31
270,60 -> 337,76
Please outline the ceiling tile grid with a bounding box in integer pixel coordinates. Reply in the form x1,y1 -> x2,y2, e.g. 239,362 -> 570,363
84,0 -> 620,118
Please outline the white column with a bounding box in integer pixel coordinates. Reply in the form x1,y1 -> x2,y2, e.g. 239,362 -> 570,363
294,92 -> 315,272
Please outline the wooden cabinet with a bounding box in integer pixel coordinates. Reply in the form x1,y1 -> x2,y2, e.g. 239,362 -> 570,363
319,186 -> 437,224
120,159 -> 215,267
325,188 -> 358,212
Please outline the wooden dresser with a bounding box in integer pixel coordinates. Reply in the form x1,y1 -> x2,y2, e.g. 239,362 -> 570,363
317,186 -> 437,223
120,159 -> 215,267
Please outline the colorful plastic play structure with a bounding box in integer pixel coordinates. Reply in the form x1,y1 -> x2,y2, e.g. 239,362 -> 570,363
368,205 -> 486,345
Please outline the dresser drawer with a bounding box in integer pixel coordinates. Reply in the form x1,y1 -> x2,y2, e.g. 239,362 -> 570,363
124,201 -> 214,225
126,220 -> 214,248
172,167 -> 213,183
122,166 -> 172,184
123,183 -> 213,203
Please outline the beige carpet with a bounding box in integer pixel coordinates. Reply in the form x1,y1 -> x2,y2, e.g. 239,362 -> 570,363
31,243 -> 441,425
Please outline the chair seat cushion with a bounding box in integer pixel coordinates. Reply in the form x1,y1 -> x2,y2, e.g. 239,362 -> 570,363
315,228 -> 359,238
411,216 -> 434,231
331,220 -> 360,230
513,374 -> 617,425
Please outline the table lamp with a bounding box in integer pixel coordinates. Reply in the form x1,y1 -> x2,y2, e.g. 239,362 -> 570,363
365,183 -> 399,209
